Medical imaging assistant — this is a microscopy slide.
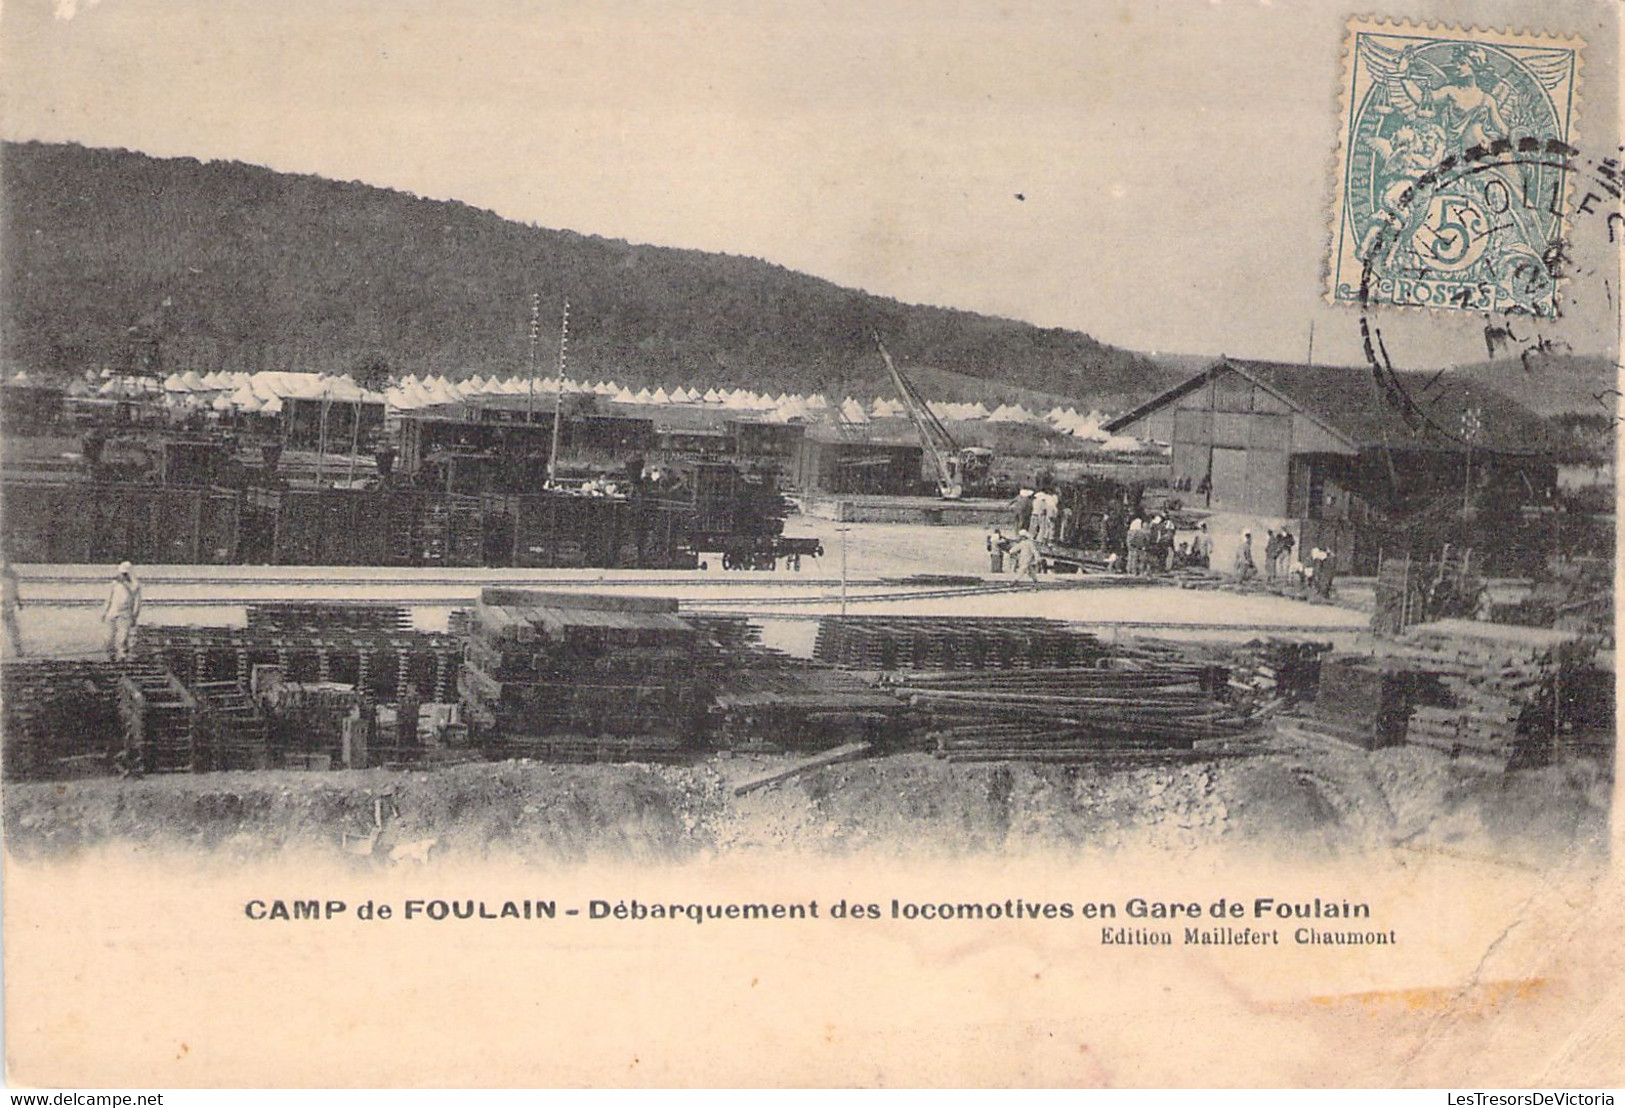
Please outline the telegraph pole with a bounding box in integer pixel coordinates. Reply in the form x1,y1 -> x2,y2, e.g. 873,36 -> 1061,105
838,524 -> 851,617
525,292 -> 541,422
1461,402 -> 1482,513
547,299 -> 570,488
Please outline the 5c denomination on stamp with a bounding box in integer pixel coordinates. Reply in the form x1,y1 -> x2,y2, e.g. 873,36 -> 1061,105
1330,18 -> 1584,315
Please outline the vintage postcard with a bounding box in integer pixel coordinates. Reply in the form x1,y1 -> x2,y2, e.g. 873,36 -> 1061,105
1,0 -> 1620,1091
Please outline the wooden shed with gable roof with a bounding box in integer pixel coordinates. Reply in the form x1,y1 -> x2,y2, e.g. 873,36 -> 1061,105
1105,358 -> 1558,571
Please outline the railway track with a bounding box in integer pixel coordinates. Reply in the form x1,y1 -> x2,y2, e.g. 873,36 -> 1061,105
24,582 -> 1036,614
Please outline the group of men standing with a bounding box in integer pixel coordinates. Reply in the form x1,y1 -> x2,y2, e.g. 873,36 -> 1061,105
1013,487 -> 1061,543
1233,527 -> 1335,596
1123,515 -> 1199,576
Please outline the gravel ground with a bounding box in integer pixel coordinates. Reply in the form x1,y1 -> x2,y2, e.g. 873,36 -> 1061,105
4,740 -> 1607,869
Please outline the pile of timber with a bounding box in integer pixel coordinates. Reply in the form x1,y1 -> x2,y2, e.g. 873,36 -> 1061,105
886,663 -> 1247,763
143,625 -> 460,704
1225,640 -> 1333,714
1379,620 -> 1577,773
116,663 -> 201,775
814,616 -> 1106,671
246,603 -> 413,635
1285,623 -> 1585,771
709,663 -> 907,752
457,590 -> 718,762
1,659 -> 126,779
1286,655 -> 1414,751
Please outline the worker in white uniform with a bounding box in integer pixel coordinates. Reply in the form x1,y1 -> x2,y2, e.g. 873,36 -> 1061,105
103,561 -> 143,662
1032,489 -> 1058,543
1011,530 -> 1042,583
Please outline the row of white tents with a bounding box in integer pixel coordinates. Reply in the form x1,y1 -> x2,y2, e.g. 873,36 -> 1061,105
47,369 -> 1136,446
123,371 -> 383,414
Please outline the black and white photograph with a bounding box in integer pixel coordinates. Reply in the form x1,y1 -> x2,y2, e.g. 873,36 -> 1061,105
0,0 -> 1619,1092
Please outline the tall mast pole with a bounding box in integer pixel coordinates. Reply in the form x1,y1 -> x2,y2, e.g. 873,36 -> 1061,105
525,291 -> 541,422
315,383 -> 331,485
345,395 -> 362,488
547,299 -> 570,488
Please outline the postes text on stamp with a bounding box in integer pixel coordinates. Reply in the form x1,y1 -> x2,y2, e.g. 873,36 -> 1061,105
1330,18 -> 1583,315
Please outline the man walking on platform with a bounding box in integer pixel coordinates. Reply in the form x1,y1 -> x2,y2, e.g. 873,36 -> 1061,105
1011,530 -> 1042,583
103,561 -> 143,662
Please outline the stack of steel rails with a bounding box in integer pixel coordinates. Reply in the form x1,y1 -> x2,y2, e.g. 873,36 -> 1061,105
886,664 -> 1246,763
813,616 -> 1106,671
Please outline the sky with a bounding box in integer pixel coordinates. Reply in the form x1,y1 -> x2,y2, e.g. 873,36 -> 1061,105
1,0 -> 1619,369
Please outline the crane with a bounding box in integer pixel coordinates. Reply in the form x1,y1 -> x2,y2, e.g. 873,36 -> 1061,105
872,332 -> 991,499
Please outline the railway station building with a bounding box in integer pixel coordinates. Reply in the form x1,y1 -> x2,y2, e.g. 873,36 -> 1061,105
1104,358 -> 1558,574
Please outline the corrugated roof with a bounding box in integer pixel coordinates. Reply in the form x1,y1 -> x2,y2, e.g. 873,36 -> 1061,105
1108,358 -> 1556,456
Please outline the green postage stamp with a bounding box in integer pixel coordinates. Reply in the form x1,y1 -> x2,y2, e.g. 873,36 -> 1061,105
1329,18 -> 1583,315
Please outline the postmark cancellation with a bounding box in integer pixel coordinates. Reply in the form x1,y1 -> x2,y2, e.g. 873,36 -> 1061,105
1329,18 -> 1584,315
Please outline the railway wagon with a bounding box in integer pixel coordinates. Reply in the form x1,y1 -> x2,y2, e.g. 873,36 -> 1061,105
0,481 -> 242,564
480,491 -> 697,569
260,488 -> 487,566
0,480 -> 698,569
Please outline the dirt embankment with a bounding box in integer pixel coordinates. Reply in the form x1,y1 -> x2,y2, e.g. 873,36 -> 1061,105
3,741 -> 1609,867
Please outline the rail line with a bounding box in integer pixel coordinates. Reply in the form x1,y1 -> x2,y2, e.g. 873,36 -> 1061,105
28,579 -> 1032,610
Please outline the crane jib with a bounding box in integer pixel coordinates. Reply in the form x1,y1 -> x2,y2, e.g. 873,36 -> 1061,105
873,333 -> 966,499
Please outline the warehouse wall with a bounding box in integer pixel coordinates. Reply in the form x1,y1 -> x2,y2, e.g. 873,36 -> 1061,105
1148,368 -> 1356,518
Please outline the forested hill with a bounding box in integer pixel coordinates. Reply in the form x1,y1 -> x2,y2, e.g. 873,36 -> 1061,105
1,141 -> 1173,406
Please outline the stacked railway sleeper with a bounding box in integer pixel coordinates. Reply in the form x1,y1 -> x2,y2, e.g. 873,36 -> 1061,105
1281,656 -> 1416,752
143,626 -> 459,704
1381,621 -> 1586,774
1,478 -> 798,570
1,659 -> 126,778
709,658 -> 910,753
189,681 -> 273,771
246,603 -> 414,635
1281,620 -> 1603,775
115,662 -> 200,775
6,658 -> 273,777
814,616 -> 1107,671
258,678 -> 371,770
458,590 -> 726,762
